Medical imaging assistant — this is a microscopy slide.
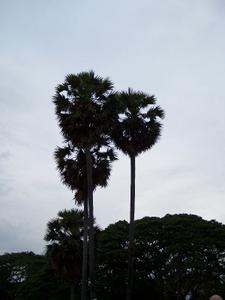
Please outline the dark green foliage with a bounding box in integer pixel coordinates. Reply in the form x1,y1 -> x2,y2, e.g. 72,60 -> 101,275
53,71 -> 118,205
2,214 -> 225,299
45,209 -> 83,245
54,142 -> 117,204
16,263 -> 69,300
53,71 -> 116,149
0,252 -> 62,300
44,209 -> 83,292
111,88 -> 164,157
96,214 -> 225,300
96,221 -> 128,299
0,252 -> 44,284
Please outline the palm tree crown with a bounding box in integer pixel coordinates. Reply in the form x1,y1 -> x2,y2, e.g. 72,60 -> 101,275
112,88 -> 164,156
45,209 -> 84,300
54,142 -> 117,204
53,71 -> 115,149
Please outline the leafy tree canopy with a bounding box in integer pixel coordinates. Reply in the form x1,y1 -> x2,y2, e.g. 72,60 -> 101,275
3,214 -> 225,300
97,214 -> 225,300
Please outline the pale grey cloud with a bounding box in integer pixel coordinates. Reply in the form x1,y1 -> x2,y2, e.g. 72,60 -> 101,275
0,0 -> 225,253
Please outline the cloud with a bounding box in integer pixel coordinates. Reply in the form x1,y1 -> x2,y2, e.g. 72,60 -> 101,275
0,0 -> 225,253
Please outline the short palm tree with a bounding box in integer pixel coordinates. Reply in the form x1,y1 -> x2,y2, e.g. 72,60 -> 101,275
45,209 -> 83,300
55,142 -> 116,300
53,71 -> 117,299
111,88 -> 165,300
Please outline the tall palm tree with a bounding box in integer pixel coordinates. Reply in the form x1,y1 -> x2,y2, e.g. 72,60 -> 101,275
53,71 -> 117,299
55,142 -> 116,300
55,146 -> 89,300
111,88 -> 165,300
45,209 -> 83,300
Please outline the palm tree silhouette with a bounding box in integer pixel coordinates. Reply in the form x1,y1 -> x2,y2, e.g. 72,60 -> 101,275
55,142 -> 116,300
53,71 -> 116,299
111,88 -> 164,300
45,209 -> 83,300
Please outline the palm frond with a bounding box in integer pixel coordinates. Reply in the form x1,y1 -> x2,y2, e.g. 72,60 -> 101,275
111,88 -> 164,156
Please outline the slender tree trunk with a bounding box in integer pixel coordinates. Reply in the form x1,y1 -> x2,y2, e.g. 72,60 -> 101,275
126,154 -> 136,300
70,284 -> 75,300
85,148 -> 96,300
81,198 -> 88,300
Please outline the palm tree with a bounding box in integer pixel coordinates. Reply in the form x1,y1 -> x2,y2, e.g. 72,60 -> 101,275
55,142 -> 116,300
53,71 -> 117,299
55,146 -> 89,300
45,209 -> 83,300
111,88 -> 165,300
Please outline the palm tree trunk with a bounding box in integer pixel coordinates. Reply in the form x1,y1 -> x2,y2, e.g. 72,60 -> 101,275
70,284 -> 75,300
85,148 -> 96,300
81,198 -> 88,300
126,154 -> 136,300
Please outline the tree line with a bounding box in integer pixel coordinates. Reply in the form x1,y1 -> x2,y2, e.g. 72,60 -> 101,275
53,70 -> 164,300
1,213 -> 225,300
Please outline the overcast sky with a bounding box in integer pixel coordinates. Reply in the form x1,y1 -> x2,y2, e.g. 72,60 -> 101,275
0,0 -> 225,254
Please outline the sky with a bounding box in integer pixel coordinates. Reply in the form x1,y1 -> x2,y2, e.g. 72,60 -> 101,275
0,0 -> 225,254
